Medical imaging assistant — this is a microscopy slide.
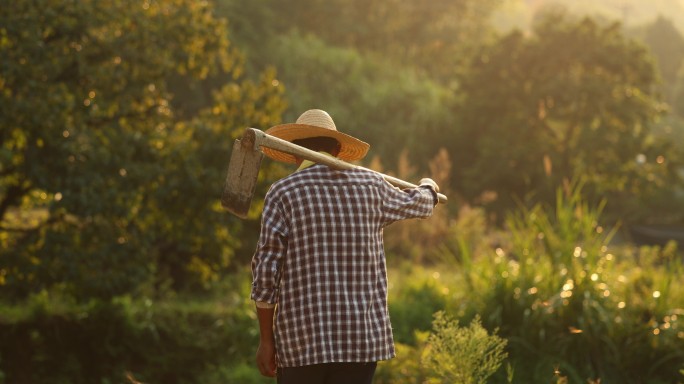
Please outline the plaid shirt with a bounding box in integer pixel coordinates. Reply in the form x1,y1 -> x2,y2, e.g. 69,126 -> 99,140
251,164 -> 436,367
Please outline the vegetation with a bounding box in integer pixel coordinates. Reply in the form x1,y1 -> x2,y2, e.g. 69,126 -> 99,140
455,13 -> 680,221
421,313 -> 508,384
378,185 -> 684,383
0,0 -> 286,299
2,0 -> 683,383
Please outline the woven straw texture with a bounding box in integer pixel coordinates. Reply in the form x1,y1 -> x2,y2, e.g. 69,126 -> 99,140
263,109 -> 369,164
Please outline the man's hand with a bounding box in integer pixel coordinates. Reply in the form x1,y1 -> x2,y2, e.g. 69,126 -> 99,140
419,178 -> 440,193
256,339 -> 277,377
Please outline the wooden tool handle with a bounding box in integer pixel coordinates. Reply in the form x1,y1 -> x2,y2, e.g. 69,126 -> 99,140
247,128 -> 448,204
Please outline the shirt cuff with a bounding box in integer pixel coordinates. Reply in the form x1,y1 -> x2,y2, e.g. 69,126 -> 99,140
255,301 -> 276,309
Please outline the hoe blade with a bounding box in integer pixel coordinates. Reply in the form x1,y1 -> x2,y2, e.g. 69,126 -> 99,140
221,137 -> 264,218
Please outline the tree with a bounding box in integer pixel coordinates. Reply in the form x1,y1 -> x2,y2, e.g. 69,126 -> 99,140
0,0 -> 286,299
258,32 -> 457,171
221,0 -> 500,83
453,12 -> 682,221
642,16 -> 684,105
674,64 -> 684,118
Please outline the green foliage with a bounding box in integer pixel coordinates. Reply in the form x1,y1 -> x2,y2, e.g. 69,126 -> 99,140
2,188 -> 683,383
451,184 -> 684,383
374,338 -> 433,384
0,0 -> 287,299
454,12 -> 682,221
674,70 -> 684,118
3,1 -> 684,383
641,16 -> 684,103
221,0 -> 501,82
262,32 -> 457,170
388,264 -> 449,345
198,362 -> 272,384
422,312 -> 508,384
0,270 -> 265,384
219,1 -> 684,223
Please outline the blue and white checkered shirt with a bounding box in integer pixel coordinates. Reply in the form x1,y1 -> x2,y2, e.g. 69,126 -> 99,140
251,164 -> 436,367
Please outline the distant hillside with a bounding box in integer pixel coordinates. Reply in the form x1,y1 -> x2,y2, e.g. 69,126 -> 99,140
491,0 -> 684,34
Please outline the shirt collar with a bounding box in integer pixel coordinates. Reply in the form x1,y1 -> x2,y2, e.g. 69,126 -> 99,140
296,151 -> 335,172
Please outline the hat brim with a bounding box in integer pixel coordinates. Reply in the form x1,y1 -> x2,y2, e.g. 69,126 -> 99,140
262,123 -> 370,164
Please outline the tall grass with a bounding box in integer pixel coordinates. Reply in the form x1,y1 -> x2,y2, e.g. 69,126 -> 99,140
381,183 -> 683,383
2,183 -> 682,383
447,184 -> 684,383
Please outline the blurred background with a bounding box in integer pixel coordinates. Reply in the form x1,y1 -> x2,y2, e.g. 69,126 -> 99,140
1,0 -> 683,383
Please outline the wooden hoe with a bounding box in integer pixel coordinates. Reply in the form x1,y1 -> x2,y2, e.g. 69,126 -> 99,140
221,128 -> 448,218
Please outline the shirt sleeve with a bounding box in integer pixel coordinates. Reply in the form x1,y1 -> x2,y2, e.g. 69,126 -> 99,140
378,176 -> 436,226
251,190 -> 289,305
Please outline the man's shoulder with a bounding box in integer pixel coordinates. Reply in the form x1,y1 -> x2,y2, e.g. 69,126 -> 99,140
300,165 -> 383,183
270,165 -> 381,191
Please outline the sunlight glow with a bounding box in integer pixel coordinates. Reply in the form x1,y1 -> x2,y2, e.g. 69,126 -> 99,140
562,280 -> 574,291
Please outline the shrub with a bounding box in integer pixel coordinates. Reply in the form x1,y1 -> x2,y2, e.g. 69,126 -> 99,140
375,338 -> 433,384
451,183 -> 684,383
388,264 -> 450,345
422,312 -> 508,384
0,270 -> 264,384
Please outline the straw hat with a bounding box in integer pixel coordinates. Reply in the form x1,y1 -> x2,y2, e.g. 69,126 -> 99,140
263,109 -> 370,164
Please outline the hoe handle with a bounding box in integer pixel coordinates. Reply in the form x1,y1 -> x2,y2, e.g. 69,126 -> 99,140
247,128 -> 447,204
